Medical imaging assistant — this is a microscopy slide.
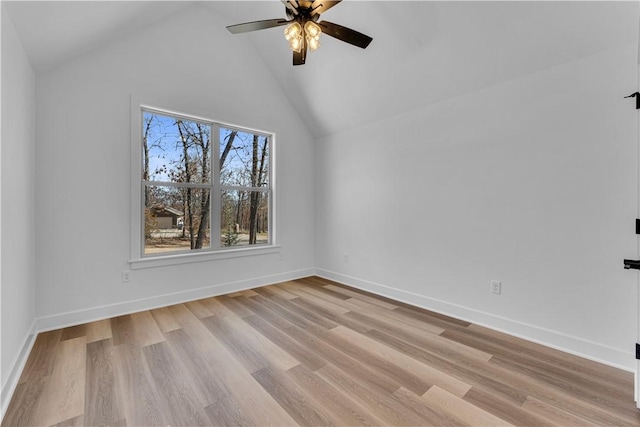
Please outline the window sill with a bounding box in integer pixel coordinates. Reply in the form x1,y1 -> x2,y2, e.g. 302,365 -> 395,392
129,245 -> 281,270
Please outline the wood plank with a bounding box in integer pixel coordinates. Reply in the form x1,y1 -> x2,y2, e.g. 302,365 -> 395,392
251,366 -> 333,426
315,363 -> 430,426
391,386 -> 463,427
253,288 -> 340,329
226,289 -> 259,298
240,293 -> 304,330
272,296 -> 340,330
365,328 -> 528,405
226,291 -> 245,298
422,386 -> 513,426
393,305 -> 472,330
288,295 -> 372,334
142,341 -> 211,426
60,324 -> 87,341
282,281 -> 352,305
282,287 -> 373,334
345,309 -> 451,353
163,328 -> 230,407
2,375 -> 48,426
113,343 -> 166,426
282,322 -> 403,394
85,319 -> 113,343
520,395 -> 599,427
149,306 -> 181,333
308,324 -> 435,396
447,324 -> 633,394
288,288 -> 351,315
129,311 -> 165,346
281,279 -> 352,301
49,414 -> 85,427
184,299 -> 215,318
361,319 -> 493,364
250,291 -> 319,329
204,313 -> 300,372
324,284 -> 399,310
200,315 -> 273,373
217,295 -> 254,318
111,311 -> 164,347
84,338 -> 123,426
462,387 -> 555,427
491,354 -> 639,419
346,297 -> 446,335
32,337 -> 86,426
18,329 -> 62,384
243,314 -> 328,371
197,296 -> 237,317
263,283 -> 300,300
286,364 -> 386,426
204,394 -> 255,427
489,357 -> 639,426
332,325 -> 471,397
109,315 -> 134,346
165,303 -> 299,426
241,289 -> 260,297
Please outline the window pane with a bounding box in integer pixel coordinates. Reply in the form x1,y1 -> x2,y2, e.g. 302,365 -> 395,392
220,128 -> 269,187
144,185 -> 211,254
221,190 -> 269,247
143,111 -> 211,183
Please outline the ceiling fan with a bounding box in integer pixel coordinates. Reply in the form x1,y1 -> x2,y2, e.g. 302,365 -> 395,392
226,0 -> 373,66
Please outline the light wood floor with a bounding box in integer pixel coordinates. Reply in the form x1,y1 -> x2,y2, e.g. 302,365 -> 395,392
3,276 -> 638,426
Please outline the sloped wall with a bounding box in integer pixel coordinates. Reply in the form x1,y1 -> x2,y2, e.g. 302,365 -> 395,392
315,43 -> 638,370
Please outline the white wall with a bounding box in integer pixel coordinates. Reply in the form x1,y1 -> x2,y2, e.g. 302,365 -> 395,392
1,3 -> 37,413
315,43 -> 638,370
34,4 -> 315,326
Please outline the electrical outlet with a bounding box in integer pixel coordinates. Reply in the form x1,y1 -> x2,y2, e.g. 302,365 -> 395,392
344,254 -> 349,263
122,271 -> 131,282
491,280 -> 501,294
279,251 -> 283,261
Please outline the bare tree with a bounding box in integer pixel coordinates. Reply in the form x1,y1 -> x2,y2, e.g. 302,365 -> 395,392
175,120 -> 196,248
249,135 -> 268,244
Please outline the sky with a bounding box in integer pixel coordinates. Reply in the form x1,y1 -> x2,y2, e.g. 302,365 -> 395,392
143,110 -> 269,187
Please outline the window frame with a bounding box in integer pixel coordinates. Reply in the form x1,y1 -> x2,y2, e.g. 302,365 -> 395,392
129,99 -> 278,269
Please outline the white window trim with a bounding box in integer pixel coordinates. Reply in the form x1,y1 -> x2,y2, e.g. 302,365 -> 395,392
129,96 -> 277,269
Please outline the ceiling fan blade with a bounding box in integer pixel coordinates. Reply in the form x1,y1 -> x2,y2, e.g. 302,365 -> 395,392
318,20 -> 372,49
293,39 -> 307,66
226,18 -> 289,34
310,0 -> 341,16
282,0 -> 299,15
293,49 -> 306,66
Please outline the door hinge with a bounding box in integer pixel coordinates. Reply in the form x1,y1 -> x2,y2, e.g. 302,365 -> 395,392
625,92 -> 640,109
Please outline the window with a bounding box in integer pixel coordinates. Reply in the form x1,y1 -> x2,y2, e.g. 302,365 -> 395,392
132,105 -> 274,265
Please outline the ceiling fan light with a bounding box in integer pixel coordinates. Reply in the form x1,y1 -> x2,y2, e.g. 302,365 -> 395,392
304,21 -> 321,38
307,36 -> 320,51
289,34 -> 303,52
284,22 -> 302,41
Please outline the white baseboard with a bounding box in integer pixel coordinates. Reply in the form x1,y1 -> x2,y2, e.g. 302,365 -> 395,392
35,268 -> 315,333
315,268 -> 634,372
1,319 -> 37,423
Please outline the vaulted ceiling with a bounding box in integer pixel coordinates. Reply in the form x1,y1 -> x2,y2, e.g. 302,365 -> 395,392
5,1 -> 638,138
